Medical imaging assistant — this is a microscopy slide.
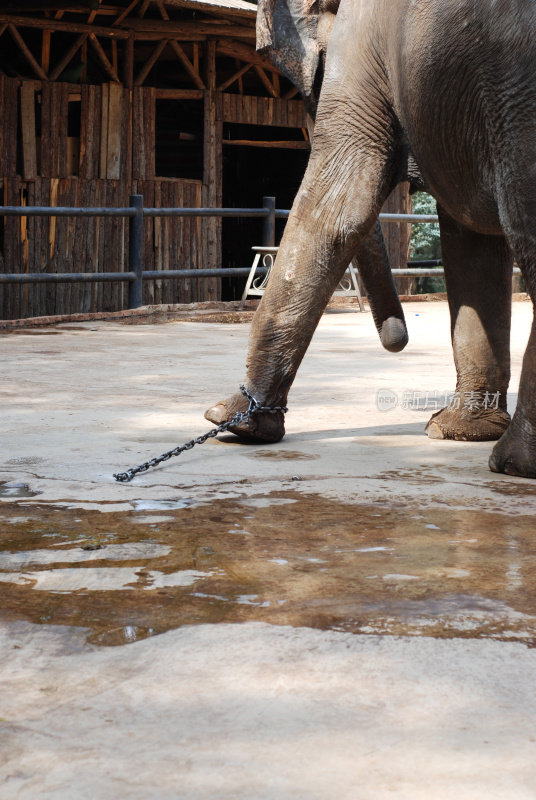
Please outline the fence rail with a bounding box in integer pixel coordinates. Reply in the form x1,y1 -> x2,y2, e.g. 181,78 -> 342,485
0,194 -> 467,310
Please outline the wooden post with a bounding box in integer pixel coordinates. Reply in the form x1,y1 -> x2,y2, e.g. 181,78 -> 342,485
202,40 -> 222,301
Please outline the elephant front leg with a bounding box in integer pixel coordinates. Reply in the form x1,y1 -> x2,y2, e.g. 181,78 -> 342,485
425,208 -> 512,441
205,155 -> 397,440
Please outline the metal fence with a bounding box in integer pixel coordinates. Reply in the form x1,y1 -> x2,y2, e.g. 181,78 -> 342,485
0,194 -> 446,310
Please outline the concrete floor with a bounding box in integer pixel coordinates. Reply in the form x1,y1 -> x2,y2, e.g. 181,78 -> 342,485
1,300 -> 536,798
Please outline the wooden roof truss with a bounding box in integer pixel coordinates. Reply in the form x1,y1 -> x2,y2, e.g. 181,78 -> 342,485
0,0 -> 298,98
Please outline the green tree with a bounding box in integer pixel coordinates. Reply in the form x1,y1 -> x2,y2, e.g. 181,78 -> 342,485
410,192 -> 444,293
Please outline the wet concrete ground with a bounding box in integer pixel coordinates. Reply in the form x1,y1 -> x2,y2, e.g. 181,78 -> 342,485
1,300 -> 536,798
1,492 -> 536,648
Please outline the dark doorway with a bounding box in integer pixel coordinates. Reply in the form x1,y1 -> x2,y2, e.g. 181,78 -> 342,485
221,126 -> 309,301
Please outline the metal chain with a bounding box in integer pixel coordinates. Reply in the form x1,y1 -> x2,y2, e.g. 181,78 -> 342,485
113,385 -> 288,483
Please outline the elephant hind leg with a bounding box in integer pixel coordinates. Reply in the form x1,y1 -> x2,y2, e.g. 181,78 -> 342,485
489,200 -> 536,476
425,207 -> 512,442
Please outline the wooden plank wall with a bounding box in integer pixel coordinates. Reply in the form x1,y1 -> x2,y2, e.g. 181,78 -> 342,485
222,94 -> 307,128
0,176 -> 203,319
0,77 -> 205,319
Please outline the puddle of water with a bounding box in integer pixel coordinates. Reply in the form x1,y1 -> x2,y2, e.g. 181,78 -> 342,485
0,482 -> 41,499
3,329 -> 63,335
131,499 -> 195,511
5,458 -> 46,467
250,450 -> 319,461
0,492 -> 535,647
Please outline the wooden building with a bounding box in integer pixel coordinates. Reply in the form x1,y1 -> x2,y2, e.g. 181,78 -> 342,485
0,0 -> 409,319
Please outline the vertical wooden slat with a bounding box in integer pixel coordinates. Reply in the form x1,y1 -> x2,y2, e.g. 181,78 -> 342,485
103,83 -> 123,179
37,178 -> 48,315
58,84 -> 69,177
144,87 -> 155,179
51,84 -> 62,177
80,84 -> 101,179
40,82 -> 52,176
177,181 -> 188,303
122,86 -> 133,187
20,82 -> 37,179
72,178 -> 85,312
102,180 -> 111,311
79,84 -> 89,179
85,179 -> 98,312
153,180 -> 162,304
132,87 -> 145,180
100,83 -> 110,179
4,79 -> 19,177
0,76 -> 5,178
201,40 -> 222,301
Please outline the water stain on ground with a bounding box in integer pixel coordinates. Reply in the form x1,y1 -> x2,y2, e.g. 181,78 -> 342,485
0,482 -> 42,499
250,450 -> 319,461
0,491 -> 535,647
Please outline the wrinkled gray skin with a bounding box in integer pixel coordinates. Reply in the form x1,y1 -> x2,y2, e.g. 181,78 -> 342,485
206,0 -> 536,478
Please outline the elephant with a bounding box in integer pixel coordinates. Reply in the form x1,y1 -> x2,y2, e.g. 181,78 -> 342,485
206,0 -> 536,479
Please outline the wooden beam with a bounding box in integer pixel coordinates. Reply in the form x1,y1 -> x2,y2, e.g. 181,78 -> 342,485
135,38 -> 168,86
8,24 -> 48,80
138,0 -> 151,17
154,88 -> 204,99
0,23 -> 7,37
216,40 -> 283,74
112,0 -> 140,27
169,39 -> 205,90
41,28 -> 51,72
284,86 -> 300,100
0,13 -> 129,38
148,0 -> 255,22
124,30 -> 134,88
111,39 -> 118,74
89,32 -> 120,81
125,19 -> 255,39
81,36 -> 87,81
156,0 -> 170,20
217,62 -> 251,92
222,139 -> 310,150
254,66 -> 277,98
134,31 -> 205,42
49,32 -> 87,80
1,2 -> 97,11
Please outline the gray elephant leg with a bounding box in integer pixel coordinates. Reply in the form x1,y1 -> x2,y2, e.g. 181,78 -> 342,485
206,136 -> 400,438
354,221 -> 408,354
489,206 -> 536,476
426,207 -> 512,441
205,0 -> 407,442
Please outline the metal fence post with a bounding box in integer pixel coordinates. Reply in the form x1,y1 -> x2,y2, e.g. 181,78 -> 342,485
262,196 -> 276,248
128,194 -> 144,309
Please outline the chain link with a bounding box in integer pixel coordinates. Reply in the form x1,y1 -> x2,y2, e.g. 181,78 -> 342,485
113,385 -> 288,483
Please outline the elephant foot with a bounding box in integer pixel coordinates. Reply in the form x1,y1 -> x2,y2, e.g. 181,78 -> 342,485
425,403 -> 511,442
204,390 -> 286,443
489,418 -> 536,478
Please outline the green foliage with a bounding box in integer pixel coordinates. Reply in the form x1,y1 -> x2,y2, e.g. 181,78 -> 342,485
410,192 -> 445,293
410,192 -> 441,260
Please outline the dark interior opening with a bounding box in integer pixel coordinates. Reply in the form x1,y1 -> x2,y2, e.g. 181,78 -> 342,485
155,99 -> 204,180
221,128 -> 309,301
